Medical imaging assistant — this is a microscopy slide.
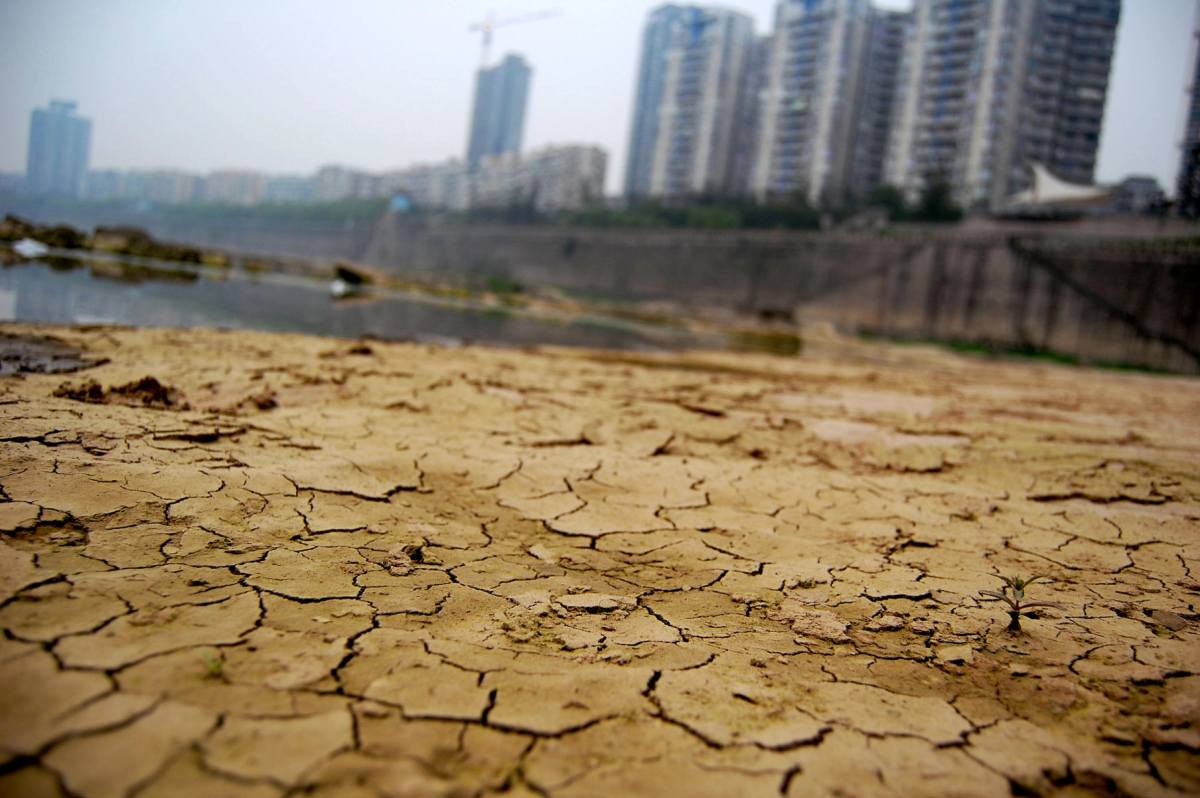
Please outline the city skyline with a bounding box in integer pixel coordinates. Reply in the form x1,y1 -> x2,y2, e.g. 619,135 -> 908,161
617,0 -> 1123,210
0,0 -> 1194,195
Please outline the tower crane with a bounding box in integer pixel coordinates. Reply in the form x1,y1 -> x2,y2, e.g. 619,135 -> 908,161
468,8 -> 561,67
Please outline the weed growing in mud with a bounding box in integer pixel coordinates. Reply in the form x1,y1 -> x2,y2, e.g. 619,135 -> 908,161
979,575 -> 1063,632
201,651 -> 225,680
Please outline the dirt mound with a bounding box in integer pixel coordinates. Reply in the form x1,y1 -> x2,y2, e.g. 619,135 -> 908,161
54,375 -> 188,409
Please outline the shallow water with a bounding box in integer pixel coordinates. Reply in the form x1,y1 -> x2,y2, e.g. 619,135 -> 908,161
0,256 -> 722,351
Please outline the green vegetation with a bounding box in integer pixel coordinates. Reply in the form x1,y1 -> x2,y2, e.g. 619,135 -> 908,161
867,181 -> 964,223
158,198 -> 389,223
86,259 -> 199,284
201,651 -> 225,679
979,575 -> 1063,632
460,203 -> 542,225
484,274 -> 523,296
728,329 -> 803,355
943,340 -> 1081,366
862,332 -> 1175,375
552,180 -> 962,230
0,192 -> 389,224
912,180 -> 964,223
2,182 -> 968,232
559,199 -> 823,231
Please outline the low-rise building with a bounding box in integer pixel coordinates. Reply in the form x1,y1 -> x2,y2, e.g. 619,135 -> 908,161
382,160 -> 471,211
85,169 -> 201,204
140,171 -> 202,205
85,170 -> 124,201
263,175 -> 314,204
0,173 -> 25,194
51,144 -> 605,214
312,166 -> 381,202
474,145 -> 607,212
1112,175 -> 1166,215
202,170 -> 266,205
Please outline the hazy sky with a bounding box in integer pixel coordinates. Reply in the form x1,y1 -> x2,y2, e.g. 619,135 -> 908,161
0,0 -> 1195,194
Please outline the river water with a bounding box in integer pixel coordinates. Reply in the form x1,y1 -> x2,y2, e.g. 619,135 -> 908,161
0,255 -> 727,352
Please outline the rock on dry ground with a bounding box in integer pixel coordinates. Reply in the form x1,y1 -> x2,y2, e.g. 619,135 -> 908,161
0,323 -> 1197,798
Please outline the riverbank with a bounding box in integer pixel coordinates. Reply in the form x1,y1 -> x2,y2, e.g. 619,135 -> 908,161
0,215 -> 806,355
4,202 -> 1199,373
0,324 -> 1196,797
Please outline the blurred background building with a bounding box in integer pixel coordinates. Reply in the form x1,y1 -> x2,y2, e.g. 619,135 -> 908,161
202,170 -> 266,206
466,54 -> 532,171
885,0 -> 1121,209
625,5 -> 756,199
25,100 -> 91,198
845,7 -> 908,204
21,43 -> 605,215
13,1 -> 1133,217
62,146 -> 604,214
381,160 -> 472,211
625,5 -> 687,199
1112,175 -> 1166,214
751,0 -> 873,205
624,0 -> 1122,212
1177,8 -> 1200,218
472,145 -> 607,211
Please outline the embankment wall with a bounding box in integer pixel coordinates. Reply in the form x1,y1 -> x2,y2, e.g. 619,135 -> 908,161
5,198 -> 1197,372
361,217 -> 1200,372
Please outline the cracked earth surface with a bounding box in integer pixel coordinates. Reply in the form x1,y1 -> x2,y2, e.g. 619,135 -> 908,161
0,324 -> 1197,797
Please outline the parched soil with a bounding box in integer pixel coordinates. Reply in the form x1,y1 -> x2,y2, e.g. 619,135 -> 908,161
0,324 -> 1197,798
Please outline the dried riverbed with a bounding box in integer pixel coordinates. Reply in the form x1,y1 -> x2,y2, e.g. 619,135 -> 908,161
0,324 -> 1196,797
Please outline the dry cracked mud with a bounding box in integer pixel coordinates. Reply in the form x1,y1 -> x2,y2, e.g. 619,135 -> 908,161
0,324 -> 1197,797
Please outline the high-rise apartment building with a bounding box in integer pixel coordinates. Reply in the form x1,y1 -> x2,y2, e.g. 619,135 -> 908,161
845,8 -> 908,203
25,100 -> 92,197
750,0 -> 874,205
885,0 -> 1121,209
626,6 -> 687,198
624,5 -> 756,199
466,54 -> 532,172
1177,10 -> 1200,217
730,34 -> 775,195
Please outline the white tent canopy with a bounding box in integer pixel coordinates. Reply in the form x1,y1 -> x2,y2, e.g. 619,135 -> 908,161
1005,163 -> 1112,206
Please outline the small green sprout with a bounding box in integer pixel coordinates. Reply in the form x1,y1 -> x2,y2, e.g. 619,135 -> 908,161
979,575 -> 1063,632
201,651 -> 225,680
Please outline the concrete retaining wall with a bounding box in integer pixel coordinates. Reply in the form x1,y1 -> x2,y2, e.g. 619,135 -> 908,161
4,197 -> 1198,372
360,217 -> 1200,372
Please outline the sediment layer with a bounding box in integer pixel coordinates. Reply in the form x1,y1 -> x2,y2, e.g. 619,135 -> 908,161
0,325 -> 1196,797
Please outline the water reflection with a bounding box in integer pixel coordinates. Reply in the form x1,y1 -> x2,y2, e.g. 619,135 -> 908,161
0,259 -> 717,351
0,287 -> 15,321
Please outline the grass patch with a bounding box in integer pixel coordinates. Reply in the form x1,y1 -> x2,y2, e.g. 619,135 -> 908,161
861,332 -> 1177,375
729,329 -> 803,356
